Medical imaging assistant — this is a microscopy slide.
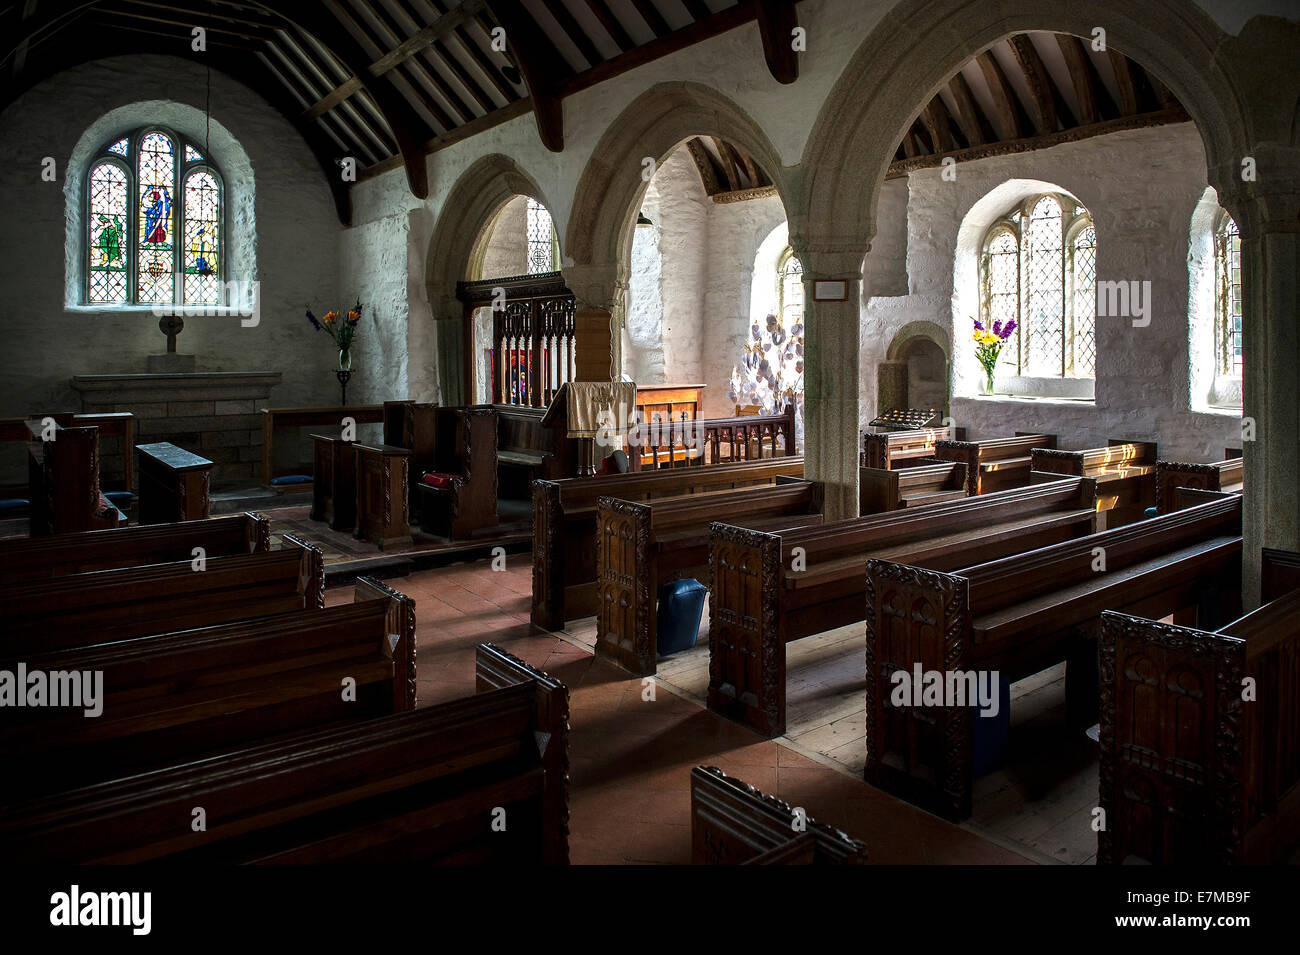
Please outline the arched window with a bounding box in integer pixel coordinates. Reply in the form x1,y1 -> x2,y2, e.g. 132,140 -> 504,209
777,248 -> 803,326
525,198 -> 557,274
86,127 -> 223,305
1215,213 -> 1242,377
979,193 -> 1095,379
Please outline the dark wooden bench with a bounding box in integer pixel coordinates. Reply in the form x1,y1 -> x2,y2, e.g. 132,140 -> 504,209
859,460 -> 968,513
864,494 -> 1243,820
0,644 -> 568,864
0,534 -> 324,657
862,425 -> 965,470
417,405 -> 499,540
0,511 -> 268,582
136,441 -> 214,524
1099,547 -> 1300,864
1032,439 -> 1158,528
934,432 -> 1057,495
260,404 -> 384,489
497,402 -> 578,495
532,455 -> 807,630
596,480 -> 824,676
1155,448 -> 1244,514
709,477 -> 1099,736
384,399 -> 439,513
0,576 -> 416,803
310,433 -> 358,530
690,765 -> 867,864
353,443 -> 413,549
26,423 -> 127,535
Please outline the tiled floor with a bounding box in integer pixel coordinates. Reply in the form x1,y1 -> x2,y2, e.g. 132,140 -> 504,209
331,552 -> 1032,865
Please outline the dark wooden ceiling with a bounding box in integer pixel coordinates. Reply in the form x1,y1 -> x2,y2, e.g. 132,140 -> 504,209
0,0 -> 803,223
889,31 -> 1188,177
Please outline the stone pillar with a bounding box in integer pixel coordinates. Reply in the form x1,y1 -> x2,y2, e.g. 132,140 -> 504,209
797,245 -> 870,521
1235,177 -> 1300,606
562,262 -> 627,380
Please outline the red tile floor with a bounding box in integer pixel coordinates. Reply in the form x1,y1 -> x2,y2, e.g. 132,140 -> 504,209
328,553 -> 1028,865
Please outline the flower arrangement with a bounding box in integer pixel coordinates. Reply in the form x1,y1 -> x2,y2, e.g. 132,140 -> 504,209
728,312 -> 805,449
306,301 -> 363,371
972,316 -> 1016,394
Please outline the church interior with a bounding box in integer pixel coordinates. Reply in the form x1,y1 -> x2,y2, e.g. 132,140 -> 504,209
2,0 -> 1299,874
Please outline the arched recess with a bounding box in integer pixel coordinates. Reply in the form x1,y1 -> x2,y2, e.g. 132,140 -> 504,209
563,81 -> 794,328
880,320 -> 951,417
795,0 -> 1291,554
424,154 -> 555,405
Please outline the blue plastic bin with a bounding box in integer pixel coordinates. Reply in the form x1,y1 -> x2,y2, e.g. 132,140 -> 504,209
657,578 -> 707,656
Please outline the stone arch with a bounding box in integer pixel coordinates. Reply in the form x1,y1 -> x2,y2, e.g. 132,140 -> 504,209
879,320 -> 951,416
424,154 -> 555,403
563,81 -> 793,311
799,0 -> 1252,248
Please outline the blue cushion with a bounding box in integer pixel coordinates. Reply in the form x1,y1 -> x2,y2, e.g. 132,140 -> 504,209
1144,505 -> 1159,518
271,474 -> 313,486
0,498 -> 29,513
104,491 -> 134,508
972,675 -> 1012,778
657,578 -> 708,656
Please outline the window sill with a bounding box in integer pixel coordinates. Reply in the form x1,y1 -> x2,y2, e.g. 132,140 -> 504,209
64,304 -> 247,315
956,394 -> 1095,406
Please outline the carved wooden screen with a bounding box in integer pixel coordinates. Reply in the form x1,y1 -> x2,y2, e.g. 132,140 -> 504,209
458,272 -> 576,408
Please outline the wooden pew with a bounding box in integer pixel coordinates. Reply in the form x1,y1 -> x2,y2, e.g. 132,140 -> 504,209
859,460 -> 968,513
1031,439 -> 1158,529
0,512 -> 268,583
532,455 -> 807,631
691,765 -> 867,865
496,402 -> 578,494
864,494 -> 1243,820
0,535 -> 324,657
27,423 -> 127,535
0,644 -> 568,864
1155,448 -> 1244,514
416,405 -> 499,540
384,399 -> 439,513
1098,548 -> 1300,865
310,433 -> 358,531
136,441 -> 214,524
353,443 -> 413,550
1,413 -> 136,518
596,480 -> 824,676
709,477 -> 1099,736
934,432 -> 1057,495
0,577 -> 416,803
862,425 -> 965,470
260,405 -> 384,489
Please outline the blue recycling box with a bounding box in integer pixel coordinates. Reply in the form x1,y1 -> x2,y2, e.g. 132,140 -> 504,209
657,578 -> 708,656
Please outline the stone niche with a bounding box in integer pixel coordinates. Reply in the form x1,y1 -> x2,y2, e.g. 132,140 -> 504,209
71,372 -> 282,487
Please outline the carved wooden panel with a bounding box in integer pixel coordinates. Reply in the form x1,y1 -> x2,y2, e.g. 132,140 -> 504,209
707,524 -> 784,736
594,497 -> 654,675
864,559 -> 973,820
531,480 -> 564,630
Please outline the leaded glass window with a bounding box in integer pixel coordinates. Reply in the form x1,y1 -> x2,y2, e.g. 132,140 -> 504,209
979,192 -> 1095,378
84,126 -> 224,305
778,249 -> 803,326
526,198 -> 556,274
1215,214 -> 1242,377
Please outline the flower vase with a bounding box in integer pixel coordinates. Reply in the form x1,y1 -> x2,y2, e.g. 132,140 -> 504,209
981,368 -> 995,395
339,349 -> 352,372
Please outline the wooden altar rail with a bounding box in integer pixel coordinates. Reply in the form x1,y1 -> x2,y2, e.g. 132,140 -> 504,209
630,404 -> 797,470
1099,548 -> 1300,864
260,405 -> 384,487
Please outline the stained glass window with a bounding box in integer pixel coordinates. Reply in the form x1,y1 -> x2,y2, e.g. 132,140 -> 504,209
778,250 -> 803,326
88,161 -> 130,304
1216,215 -> 1242,377
979,193 -> 1095,379
84,126 -> 223,305
526,198 -> 555,274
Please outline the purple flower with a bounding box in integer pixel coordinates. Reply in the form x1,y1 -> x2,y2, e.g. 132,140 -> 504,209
973,318 -> 985,331
1001,319 -> 1017,339
992,319 -> 1002,336
305,307 -> 322,331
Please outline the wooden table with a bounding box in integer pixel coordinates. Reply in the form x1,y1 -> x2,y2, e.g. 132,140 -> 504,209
136,442 -> 213,524
353,443 -> 412,550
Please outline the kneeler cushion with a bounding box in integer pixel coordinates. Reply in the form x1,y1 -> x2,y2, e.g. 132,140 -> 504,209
421,472 -> 457,488
657,578 -> 708,656
270,474 -> 312,487
0,498 -> 29,513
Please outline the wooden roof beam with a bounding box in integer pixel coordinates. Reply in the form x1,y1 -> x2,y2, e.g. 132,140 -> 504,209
756,0 -> 798,84
630,0 -> 670,38
540,0 -> 603,69
922,96 -> 957,151
1008,34 -> 1072,133
582,0 -> 634,53
482,1 -> 567,151
977,49 -> 1030,140
685,137 -> 722,194
1056,33 -> 1119,123
948,71 -> 994,146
